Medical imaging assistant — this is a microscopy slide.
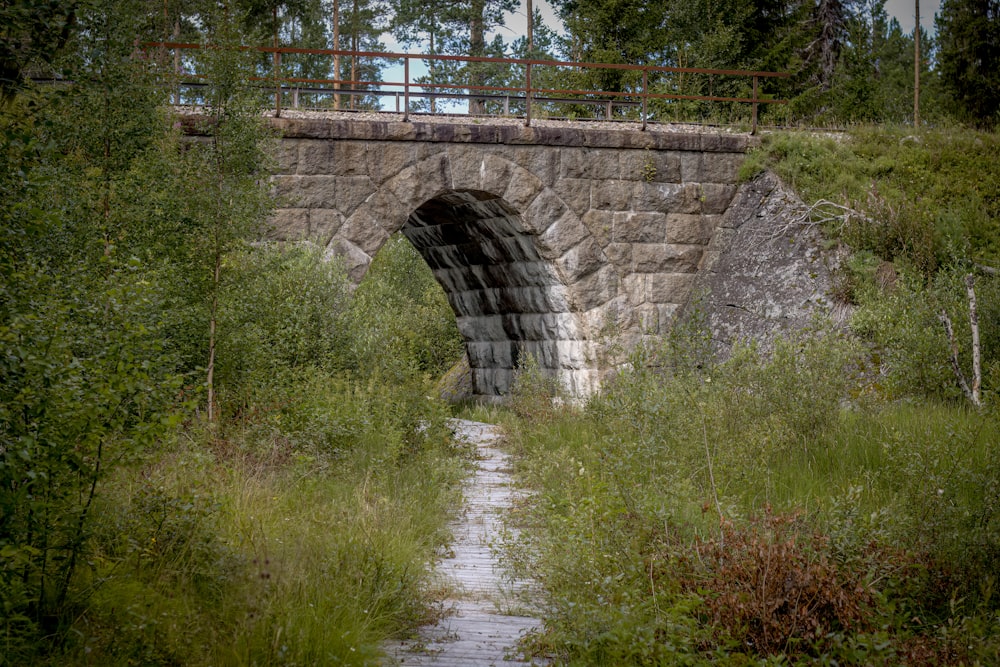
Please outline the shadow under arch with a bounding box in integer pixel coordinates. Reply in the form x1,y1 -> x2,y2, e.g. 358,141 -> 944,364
401,188 -> 594,400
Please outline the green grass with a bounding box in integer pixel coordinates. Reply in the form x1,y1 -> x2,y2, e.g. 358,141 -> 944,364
45,387 -> 469,667
742,125 -> 1000,273
499,330 -> 1000,665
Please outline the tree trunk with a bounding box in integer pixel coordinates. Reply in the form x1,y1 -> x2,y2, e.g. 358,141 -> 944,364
350,0 -> 358,110
333,0 -> 340,109
914,0 -> 921,127
469,0 -> 486,115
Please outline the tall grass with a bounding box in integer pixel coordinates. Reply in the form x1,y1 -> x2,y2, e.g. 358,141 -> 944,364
5,240 -> 469,666
500,329 -> 1000,665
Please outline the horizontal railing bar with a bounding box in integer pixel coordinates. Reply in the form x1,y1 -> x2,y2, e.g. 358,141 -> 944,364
142,42 -> 791,79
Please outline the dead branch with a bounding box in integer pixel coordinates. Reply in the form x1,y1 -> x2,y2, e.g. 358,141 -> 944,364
938,309 -> 977,406
938,274 -> 982,408
966,274 -> 981,405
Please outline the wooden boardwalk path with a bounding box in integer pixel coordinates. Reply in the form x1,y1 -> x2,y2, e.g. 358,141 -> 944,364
384,420 -> 545,666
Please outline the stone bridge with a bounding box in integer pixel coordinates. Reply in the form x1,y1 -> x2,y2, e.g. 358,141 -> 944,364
264,116 -> 796,400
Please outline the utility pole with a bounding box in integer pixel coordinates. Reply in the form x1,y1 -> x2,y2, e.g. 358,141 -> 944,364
333,0 -> 340,109
914,0 -> 921,127
527,0 -> 533,55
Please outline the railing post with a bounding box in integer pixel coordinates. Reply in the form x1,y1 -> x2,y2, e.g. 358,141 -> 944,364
173,45 -> 181,106
274,50 -> 281,117
606,99 -> 612,120
641,68 -> 648,131
752,75 -> 758,135
404,57 -> 410,122
525,60 -> 532,127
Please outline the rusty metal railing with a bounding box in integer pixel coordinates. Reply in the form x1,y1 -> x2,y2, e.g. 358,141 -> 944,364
144,42 -> 789,134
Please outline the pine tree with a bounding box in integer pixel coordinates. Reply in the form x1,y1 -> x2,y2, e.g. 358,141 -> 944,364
936,0 -> 1000,127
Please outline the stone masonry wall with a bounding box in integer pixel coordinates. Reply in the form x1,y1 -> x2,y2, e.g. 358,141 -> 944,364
261,116 -> 751,399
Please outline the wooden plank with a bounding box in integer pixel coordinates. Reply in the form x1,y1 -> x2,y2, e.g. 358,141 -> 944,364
384,420 -> 546,666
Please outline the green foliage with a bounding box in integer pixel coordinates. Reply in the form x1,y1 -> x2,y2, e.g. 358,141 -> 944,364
755,127 -> 1000,270
502,327 -> 1000,665
343,234 -> 464,382
936,0 -> 1000,128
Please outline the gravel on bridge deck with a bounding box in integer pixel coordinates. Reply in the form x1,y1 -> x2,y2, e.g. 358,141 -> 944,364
383,419 -> 547,666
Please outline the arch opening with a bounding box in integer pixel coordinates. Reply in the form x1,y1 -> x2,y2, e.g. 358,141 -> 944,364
401,189 -> 586,400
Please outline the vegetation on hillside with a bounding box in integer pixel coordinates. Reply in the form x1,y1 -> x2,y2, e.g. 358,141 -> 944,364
495,126 -> 1000,665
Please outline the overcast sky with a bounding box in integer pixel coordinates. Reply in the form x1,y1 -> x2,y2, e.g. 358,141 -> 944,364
500,0 -> 943,40
885,0 -> 942,34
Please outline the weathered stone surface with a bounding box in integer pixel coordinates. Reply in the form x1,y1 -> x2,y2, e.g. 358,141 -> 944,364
251,116 -> 834,400
268,208 -> 311,239
523,190 -> 569,237
632,243 -> 703,273
503,164 -> 545,211
647,272 -> 696,303
612,211 -> 666,243
681,171 -> 847,359
537,210 -> 588,258
665,213 -> 714,245
701,183 -> 739,214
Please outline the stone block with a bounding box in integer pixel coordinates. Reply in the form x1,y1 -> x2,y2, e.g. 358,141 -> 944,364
538,210 -> 588,258
581,210 -> 613,246
558,369 -> 601,398
274,139 -> 299,174
701,183 -> 738,214
556,237 -> 605,283
612,211 -> 666,243
559,147 -> 620,180
552,178 -> 593,216
618,150 -> 681,183
524,190 -> 569,237
328,236 -> 371,284
591,180 -> 632,210
623,273 -> 647,305
456,314 -> 505,341
568,265 -> 617,310
637,303 -> 659,334
366,143 -> 417,184
632,243 -> 703,273
297,140 -> 369,176
467,341 -> 515,368
679,152 -> 702,182
364,188 -> 410,234
699,249 -> 722,272
702,153 -> 745,184
630,181 -> 685,213
507,146 -> 558,186
267,208 -> 311,240
309,208 -> 346,244
385,154 -> 451,208
504,164 -> 545,212
272,175 -> 344,209
658,303 -> 680,329
337,208 -> 389,257
647,272 -> 696,304
447,145 -> 485,191
604,242 -> 632,273
665,213 -> 714,245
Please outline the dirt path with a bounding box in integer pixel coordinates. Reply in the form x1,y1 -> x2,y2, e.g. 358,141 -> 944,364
384,419 -> 545,666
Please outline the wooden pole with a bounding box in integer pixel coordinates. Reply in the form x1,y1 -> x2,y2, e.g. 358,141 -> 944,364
914,0 -> 921,127
332,0 -> 340,109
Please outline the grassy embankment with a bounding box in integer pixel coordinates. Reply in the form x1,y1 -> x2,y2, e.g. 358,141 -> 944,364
485,125 -> 1000,665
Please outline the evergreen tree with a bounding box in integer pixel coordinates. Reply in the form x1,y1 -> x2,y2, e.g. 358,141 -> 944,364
936,0 -> 1000,127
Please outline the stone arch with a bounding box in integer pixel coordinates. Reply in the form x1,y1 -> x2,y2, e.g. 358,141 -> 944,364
327,151 -> 619,398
